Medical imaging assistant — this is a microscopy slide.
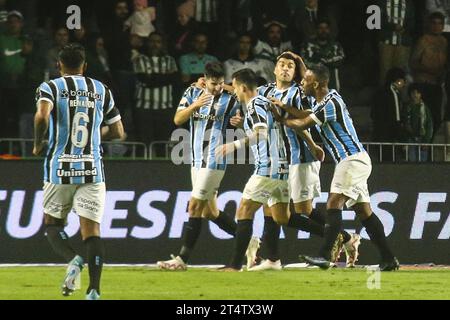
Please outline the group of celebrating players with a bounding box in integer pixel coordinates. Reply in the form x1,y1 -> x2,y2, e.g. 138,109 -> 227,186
34,44 -> 399,300
157,51 -> 400,274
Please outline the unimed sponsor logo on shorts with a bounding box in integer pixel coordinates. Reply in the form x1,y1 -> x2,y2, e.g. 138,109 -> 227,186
0,189 -> 449,240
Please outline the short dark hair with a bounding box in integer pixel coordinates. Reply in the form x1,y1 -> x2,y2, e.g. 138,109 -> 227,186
309,64 -> 330,84
232,68 -> 258,90
204,62 -> 224,79
58,43 -> 86,69
429,11 -> 446,22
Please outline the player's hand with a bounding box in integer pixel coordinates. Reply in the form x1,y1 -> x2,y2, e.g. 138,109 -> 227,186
279,50 -> 304,65
312,145 -> 325,162
215,143 -> 235,159
270,107 -> 284,123
193,92 -> 213,109
223,83 -> 235,94
269,97 -> 286,109
33,142 -> 46,156
230,109 -> 244,128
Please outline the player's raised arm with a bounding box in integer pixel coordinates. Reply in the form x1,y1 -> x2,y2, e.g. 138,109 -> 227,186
33,100 -> 53,156
269,96 -> 312,119
215,125 -> 267,158
284,115 -> 317,131
174,91 -> 212,126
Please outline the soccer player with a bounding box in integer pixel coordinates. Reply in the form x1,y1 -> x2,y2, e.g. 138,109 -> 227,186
283,64 -> 399,271
157,62 -> 241,270
33,43 -> 125,299
247,52 -> 360,271
217,68 -> 331,272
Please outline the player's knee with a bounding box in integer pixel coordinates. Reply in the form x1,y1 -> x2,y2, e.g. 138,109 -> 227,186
237,203 -> 256,220
201,210 -> 215,220
326,195 -> 346,210
273,214 -> 289,226
188,199 -> 203,217
294,202 -> 313,215
44,214 -> 64,227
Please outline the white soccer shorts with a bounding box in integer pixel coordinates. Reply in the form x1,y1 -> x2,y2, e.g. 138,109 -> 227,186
190,167 -> 225,201
289,161 -> 321,203
43,182 -> 106,224
330,152 -> 372,208
242,175 -> 290,207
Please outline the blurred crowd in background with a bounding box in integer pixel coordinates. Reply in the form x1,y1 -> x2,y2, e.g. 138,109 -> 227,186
0,0 -> 450,161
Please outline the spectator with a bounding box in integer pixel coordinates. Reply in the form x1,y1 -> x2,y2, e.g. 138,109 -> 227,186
426,0 -> 450,33
223,33 -> 275,84
410,12 -> 448,137
225,0 -> 257,36
46,27 -> 69,80
85,33 -> 113,85
102,0 -> 136,132
130,33 -> 144,61
193,0 -> 217,25
169,1 -> 198,58
125,0 -> 156,38
292,0 -> 337,45
191,0 -> 224,56
0,11 -> 27,139
70,24 -> 88,46
0,0 -> 7,33
371,67 -> 407,143
18,35 -> 46,156
301,19 -> 345,91
403,84 -> 434,161
254,0 -> 291,28
179,32 -> 218,87
254,21 -> 293,63
378,0 -> 415,84
133,32 -> 178,153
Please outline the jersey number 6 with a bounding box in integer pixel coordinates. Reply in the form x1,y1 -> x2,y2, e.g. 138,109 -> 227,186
71,112 -> 90,148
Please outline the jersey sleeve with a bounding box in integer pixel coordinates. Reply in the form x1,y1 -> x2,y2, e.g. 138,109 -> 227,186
310,100 -> 337,125
248,99 -> 269,129
104,88 -> 122,125
35,82 -> 55,106
177,87 -> 195,110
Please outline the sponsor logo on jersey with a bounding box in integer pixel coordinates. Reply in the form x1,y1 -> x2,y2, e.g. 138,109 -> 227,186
193,112 -> 223,121
56,167 -> 98,177
60,89 -> 102,101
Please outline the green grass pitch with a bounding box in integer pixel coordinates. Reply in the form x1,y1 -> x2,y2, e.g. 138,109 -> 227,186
0,267 -> 449,300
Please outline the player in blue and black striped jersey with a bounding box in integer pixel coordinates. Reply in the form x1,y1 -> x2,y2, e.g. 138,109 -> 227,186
216,68 -> 347,271
33,44 -> 125,299
157,62 -> 241,271
247,52 -> 357,271
284,64 -> 399,271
